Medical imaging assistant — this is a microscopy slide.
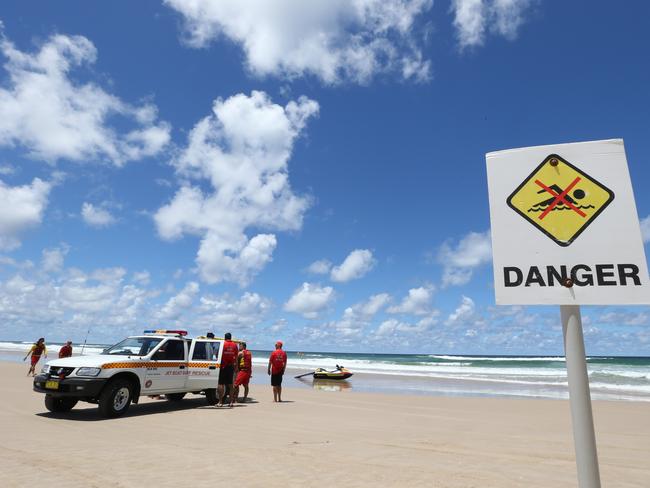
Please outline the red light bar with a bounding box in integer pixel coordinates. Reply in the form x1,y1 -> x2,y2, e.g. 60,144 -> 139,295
143,329 -> 188,336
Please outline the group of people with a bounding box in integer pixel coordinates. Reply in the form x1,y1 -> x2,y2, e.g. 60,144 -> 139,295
23,338 -> 73,376
216,332 -> 288,406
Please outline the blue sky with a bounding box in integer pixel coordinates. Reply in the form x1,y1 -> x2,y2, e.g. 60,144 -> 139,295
0,1 -> 648,354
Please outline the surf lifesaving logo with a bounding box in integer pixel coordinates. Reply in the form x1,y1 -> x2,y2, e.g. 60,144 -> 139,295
507,154 -> 614,246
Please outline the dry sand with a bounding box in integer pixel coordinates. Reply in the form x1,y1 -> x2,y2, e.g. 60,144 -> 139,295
1,361 -> 648,488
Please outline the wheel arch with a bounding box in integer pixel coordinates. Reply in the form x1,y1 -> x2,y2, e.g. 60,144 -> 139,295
103,372 -> 141,403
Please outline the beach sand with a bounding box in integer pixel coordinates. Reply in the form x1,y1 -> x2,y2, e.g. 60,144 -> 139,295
1,361 -> 648,488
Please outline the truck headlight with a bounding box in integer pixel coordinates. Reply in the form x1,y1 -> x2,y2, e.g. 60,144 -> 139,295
76,367 -> 101,377
41,365 -> 50,374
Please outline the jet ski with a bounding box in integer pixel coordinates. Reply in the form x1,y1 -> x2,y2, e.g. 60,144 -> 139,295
313,365 -> 353,380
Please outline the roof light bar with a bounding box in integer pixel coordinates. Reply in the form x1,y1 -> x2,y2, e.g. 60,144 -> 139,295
143,329 -> 188,336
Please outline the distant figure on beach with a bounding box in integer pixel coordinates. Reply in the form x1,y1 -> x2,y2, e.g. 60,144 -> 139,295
234,342 -> 252,402
59,340 -> 73,358
218,332 -> 239,407
23,338 -> 47,376
268,341 -> 287,402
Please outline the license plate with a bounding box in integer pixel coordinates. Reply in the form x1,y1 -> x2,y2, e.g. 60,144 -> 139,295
45,380 -> 59,390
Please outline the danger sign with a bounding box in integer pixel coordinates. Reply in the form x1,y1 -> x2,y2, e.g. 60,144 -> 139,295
486,139 -> 650,305
507,154 -> 614,247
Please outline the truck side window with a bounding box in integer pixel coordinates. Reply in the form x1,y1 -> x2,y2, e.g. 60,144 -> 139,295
192,342 -> 207,360
165,340 -> 185,360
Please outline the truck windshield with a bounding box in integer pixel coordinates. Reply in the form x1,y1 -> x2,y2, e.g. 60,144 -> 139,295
104,337 -> 162,356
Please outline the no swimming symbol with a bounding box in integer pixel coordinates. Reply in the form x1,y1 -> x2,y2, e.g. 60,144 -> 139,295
507,154 -> 614,246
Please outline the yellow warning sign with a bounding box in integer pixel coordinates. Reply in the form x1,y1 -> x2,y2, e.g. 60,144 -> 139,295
507,154 -> 614,246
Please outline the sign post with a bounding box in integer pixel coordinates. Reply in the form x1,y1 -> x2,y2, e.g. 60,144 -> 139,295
561,305 -> 600,487
486,139 -> 650,487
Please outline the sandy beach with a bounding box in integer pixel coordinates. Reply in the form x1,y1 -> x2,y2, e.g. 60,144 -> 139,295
1,361 -> 648,487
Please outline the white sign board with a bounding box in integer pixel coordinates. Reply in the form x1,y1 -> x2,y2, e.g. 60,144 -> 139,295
486,139 -> 650,305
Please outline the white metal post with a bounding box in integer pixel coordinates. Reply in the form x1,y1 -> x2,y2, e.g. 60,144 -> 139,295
561,304 -> 601,488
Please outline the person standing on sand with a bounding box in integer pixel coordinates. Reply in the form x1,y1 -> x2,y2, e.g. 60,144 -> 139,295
268,341 -> 287,402
218,332 -> 239,407
24,338 -> 47,376
233,342 -> 252,402
59,340 -> 73,358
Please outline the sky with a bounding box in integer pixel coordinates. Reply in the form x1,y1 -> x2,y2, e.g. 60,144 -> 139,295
0,0 -> 648,355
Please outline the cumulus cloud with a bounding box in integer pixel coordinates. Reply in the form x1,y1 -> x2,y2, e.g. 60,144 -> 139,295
438,230 -> 492,287
326,292 -> 391,337
375,315 -> 437,336
306,259 -> 332,275
451,0 -> 533,49
387,285 -> 435,316
284,282 -> 334,319
197,291 -> 272,329
0,27 -> 170,165
41,245 -> 68,273
330,249 -> 376,282
81,202 -> 116,228
445,295 -> 477,326
164,0 -> 432,84
157,281 -> 200,320
0,177 -> 51,250
640,215 -> 650,243
155,91 -> 318,286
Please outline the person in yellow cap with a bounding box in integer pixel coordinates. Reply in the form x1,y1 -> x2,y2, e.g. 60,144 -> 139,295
267,340 -> 287,402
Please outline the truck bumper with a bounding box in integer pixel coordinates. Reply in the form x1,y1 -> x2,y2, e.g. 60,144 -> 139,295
33,374 -> 108,398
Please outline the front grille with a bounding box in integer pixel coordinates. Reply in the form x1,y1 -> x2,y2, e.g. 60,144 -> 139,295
49,367 -> 75,378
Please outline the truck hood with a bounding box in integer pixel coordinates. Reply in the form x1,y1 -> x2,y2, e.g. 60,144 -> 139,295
45,354 -> 147,368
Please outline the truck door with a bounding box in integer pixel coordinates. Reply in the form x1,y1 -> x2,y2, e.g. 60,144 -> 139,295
187,339 -> 223,391
144,338 -> 188,393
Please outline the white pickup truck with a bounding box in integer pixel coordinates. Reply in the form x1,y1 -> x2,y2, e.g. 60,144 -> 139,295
33,330 -> 225,417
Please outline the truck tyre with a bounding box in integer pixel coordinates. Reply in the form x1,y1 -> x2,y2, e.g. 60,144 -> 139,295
44,395 -> 78,412
99,378 -> 133,418
166,393 -> 186,402
205,388 -> 217,405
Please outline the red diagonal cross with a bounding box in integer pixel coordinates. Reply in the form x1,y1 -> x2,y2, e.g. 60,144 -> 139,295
534,177 -> 586,220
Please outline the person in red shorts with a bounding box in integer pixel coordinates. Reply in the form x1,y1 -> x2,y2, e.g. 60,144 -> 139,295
233,342 -> 252,403
267,341 -> 287,402
59,340 -> 73,358
218,332 -> 239,407
24,337 -> 47,376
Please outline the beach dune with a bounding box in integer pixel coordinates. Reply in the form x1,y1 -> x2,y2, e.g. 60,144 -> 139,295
0,361 -> 648,487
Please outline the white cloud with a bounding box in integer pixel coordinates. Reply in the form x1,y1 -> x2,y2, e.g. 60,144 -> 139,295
132,271 -> 151,285
164,0 -> 433,84
438,230 -> 492,287
157,281 -> 200,320
327,292 -> 391,337
41,246 -> 68,273
0,27 -> 170,165
81,202 -> 116,228
0,177 -> 51,250
331,249 -> 376,282
155,91 -> 318,286
197,291 -> 272,329
284,282 -> 334,319
306,259 -> 332,275
445,295 -> 477,326
375,315 -> 436,336
451,0 -> 533,49
388,285 -> 435,316
640,215 -> 650,243
597,310 -> 649,327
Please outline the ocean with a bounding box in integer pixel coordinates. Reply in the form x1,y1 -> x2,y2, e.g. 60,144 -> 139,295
3,340 -> 649,402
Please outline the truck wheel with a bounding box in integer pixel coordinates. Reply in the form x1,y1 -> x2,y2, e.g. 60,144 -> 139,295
99,378 -> 133,418
166,393 -> 186,402
44,395 -> 78,412
205,388 -> 217,405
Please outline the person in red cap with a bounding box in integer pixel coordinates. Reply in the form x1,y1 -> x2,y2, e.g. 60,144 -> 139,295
267,340 -> 287,402
59,340 -> 73,358
233,342 -> 252,402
